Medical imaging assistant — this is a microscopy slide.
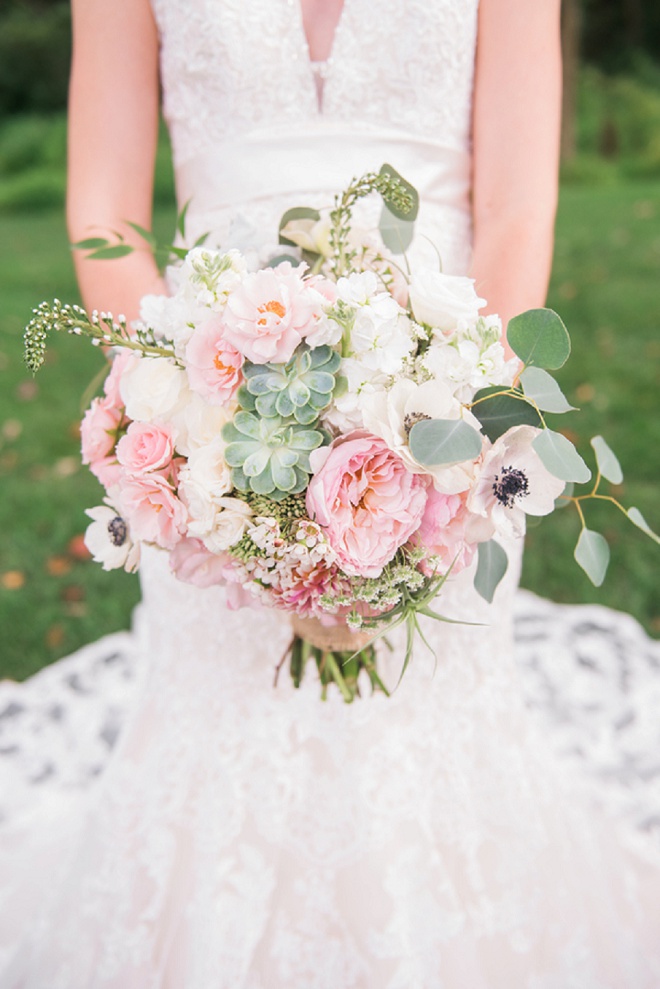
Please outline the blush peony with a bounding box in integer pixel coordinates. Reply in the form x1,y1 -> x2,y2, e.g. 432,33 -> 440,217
185,319 -> 244,405
306,431 -> 428,578
118,474 -> 188,550
221,262 -> 322,364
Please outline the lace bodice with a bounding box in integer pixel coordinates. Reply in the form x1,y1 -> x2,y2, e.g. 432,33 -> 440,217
153,0 -> 479,170
151,0 -> 481,273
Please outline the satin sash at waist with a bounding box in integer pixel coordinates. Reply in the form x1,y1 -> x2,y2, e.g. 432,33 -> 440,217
176,125 -> 471,219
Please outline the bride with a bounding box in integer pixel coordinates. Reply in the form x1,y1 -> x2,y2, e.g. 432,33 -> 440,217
1,0 -> 659,986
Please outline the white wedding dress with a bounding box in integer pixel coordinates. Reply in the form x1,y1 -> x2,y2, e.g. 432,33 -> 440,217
1,1 -> 660,986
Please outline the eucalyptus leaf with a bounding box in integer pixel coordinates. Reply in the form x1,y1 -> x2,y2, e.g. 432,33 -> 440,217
520,366 -> 576,414
266,253 -> 302,269
471,388 -> 542,442
532,429 -> 591,483
590,435 -> 623,485
409,418 -> 483,467
379,203 -> 415,253
88,245 -> 135,260
507,308 -> 571,369
379,163 -> 419,220
627,507 -> 660,545
474,540 -> 508,603
574,528 -> 610,586
555,481 -> 574,509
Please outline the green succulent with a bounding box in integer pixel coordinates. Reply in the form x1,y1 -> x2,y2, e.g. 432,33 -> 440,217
222,411 -> 324,500
242,345 -> 341,426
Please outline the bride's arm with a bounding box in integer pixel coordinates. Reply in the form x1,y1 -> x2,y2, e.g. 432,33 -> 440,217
68,0 -> 167,322
471,0 -> 562,353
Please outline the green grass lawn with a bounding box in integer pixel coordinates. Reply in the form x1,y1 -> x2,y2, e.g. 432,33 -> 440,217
0,184 -> 658,682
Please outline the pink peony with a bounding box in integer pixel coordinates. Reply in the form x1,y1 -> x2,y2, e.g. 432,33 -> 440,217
185,319 -> 244,405
222,262 -> 323,364
306,430 -> 428,578
81,394 -> 123,467
116,420 -> 175,474
413,488 -> 477,576
118,474 -> 187,550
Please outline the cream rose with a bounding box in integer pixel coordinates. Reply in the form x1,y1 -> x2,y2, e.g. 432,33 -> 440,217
408,270 -> 486,332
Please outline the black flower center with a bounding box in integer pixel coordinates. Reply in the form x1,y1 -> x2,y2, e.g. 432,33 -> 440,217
492,465 -> 529,508
107,516 -> 127,547
404,412 -> 431,436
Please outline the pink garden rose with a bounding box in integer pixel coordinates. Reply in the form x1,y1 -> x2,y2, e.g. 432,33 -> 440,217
116,420 -> 175,474
103,350 -> 135,407
118,474 -> 187,550
170,537 -> 231,587
222,261 -> 323,364
81,394 -> 122,466
185,319 -> 244,405
81,394 -> 125,490
306,430 -> 428,578
413,488 -> 476,576
170,538 -> 256,610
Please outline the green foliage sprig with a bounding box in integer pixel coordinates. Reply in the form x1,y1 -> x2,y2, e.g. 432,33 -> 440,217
24,299 -> 177,374
328,163 -> 418,278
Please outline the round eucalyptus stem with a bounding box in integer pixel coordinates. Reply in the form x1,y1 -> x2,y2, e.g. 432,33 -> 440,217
329,170 -> 415,278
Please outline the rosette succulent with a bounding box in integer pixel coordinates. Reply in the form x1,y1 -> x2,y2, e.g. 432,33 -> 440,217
241,345 -> 341,426
222,410 -> 324,500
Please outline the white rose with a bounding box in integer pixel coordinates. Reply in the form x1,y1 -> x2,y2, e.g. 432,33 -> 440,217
182,439 -> 232,499
204,497 -> 253,553
170,392 -> 234,456
120,357 -> 190,423
409,270 -> 486,332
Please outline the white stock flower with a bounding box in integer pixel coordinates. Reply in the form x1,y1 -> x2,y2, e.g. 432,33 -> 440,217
468,425 -> 566,539
138,293 -> 199,356
361,378 -> 481,493
409,270 -> 486,332
180,247 -> 247,311
119,357 -> 190,424
84,505 -> 140,572
350,309 -> 414,374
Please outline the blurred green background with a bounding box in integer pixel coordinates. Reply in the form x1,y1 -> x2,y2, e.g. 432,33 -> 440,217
0,0 -> 658,681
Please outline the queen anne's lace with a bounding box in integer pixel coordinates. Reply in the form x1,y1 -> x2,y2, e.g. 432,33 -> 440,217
1,1 -> 659,985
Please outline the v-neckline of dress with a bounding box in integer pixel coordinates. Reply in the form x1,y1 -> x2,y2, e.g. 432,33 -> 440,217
295,0 -> 348,69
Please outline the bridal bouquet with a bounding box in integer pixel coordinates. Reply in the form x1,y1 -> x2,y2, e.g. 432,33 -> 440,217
24,167 -> 658,701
